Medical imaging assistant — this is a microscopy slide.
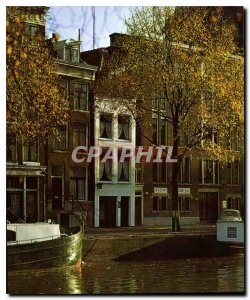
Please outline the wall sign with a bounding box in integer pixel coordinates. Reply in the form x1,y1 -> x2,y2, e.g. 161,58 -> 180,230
178,188 -> 190,195
154,187 -> 168,194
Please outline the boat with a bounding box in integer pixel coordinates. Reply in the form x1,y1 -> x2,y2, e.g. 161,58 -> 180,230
217,209 -> 244,249
7,222 -> 83,271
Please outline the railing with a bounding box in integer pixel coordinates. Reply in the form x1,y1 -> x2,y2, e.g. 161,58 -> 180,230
7,234 -> 67,246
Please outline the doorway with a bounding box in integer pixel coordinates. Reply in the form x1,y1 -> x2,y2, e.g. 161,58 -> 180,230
99,196 -> 116,227
135,196 -> 142,226
121,196 -> 129,227
199,192 -> 218,223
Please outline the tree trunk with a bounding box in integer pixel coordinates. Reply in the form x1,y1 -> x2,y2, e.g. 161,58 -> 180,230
171,126 -> 181,232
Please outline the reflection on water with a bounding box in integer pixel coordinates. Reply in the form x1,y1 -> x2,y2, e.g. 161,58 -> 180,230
8,253 -> 244,294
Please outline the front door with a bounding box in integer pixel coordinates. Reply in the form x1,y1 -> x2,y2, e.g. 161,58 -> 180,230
99,197 -> 116,227
26,192 -> 37,222
121,196 -> 129,227
199,192 -> 218,223
52,178 -> 63,210
135,196 -> 142,226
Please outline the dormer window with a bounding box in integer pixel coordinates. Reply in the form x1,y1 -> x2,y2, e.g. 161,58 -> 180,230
65,47 -> 79,63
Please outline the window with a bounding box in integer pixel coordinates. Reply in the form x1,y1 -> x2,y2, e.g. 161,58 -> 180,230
203,127 -> 218,146
179,127 -> 189,147
135,163 -> 143,183
227,197 -> 240,210
161,162 -> 167,183
59,80 -> 68,98
73,123 -> 87,148
152,163 -> 159,182
7,176 -> 23,189
153,197 -> 168,211
227,160 -> 240,185
65,47 -> 79,63
23,140 -> 38,162
7,134 -> 17,162
232,161 -> 240,185
70,167 -> 86,201
100,114 -> 112,139
152,99 -> 157,110
160,119 -> 167,145
26,177 -> 37,189
160,94 -> 167,111
153,163 -> 166,183
204,90 -> 213,112
52,126 -> 67,151
118,115 -> 130,140
51,165 -> 64,210
7,193 -> 23,218
178,157 -> 191,184
152,118 -> 158,144
228,127 -> 239,151
74,83 -> 88,111
200,160 -> 219,184
26,192 -> 37,223
52,165 -> 63,177
118,161 -> 129,182
178,197 -> 190,211
26,24 -> 39,42
100,161 -> 112,181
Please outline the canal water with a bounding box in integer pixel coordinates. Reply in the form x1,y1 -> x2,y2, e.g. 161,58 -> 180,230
8,253 -> 244,294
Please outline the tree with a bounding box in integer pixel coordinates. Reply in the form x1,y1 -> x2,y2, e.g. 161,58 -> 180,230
6,6 -> 69,146
95,7 -> 244,231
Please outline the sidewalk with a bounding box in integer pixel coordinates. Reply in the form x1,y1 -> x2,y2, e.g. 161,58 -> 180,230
84,224 -> 216,238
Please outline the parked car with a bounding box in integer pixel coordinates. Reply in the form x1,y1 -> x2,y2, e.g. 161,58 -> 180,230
220,209 -> 242,222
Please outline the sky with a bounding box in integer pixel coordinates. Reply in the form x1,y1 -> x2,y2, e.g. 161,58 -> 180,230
46,7 -> 136,51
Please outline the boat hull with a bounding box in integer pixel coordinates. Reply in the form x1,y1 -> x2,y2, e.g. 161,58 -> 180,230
7,229 -> 82,271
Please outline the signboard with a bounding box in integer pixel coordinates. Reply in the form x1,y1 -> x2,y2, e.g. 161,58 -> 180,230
178,188 -> 190,195
154,187 -> 168,194
227,227 -> 237,238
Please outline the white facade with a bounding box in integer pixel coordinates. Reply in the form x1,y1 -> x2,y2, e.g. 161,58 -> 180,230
94,101 -> 137,227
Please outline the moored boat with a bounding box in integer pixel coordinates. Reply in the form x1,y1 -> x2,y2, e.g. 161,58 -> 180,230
7,223 -> 82,271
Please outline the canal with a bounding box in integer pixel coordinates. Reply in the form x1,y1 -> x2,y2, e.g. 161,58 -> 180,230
8,253 -> 244,294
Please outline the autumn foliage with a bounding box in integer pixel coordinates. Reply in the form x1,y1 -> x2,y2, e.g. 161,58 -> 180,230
6,6 -> 69,143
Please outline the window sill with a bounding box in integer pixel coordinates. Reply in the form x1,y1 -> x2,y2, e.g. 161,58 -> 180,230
116,139 -> 131,142
98,181 -> 112,183
198,183 -> 221,186
152,210 -> 170,213
74,109 -> 89,112
117,181 -> 130,184
22,162 -> 40,166
6,162 -> 18,165
69,199 -> 87,202
98,137 -> 113,141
